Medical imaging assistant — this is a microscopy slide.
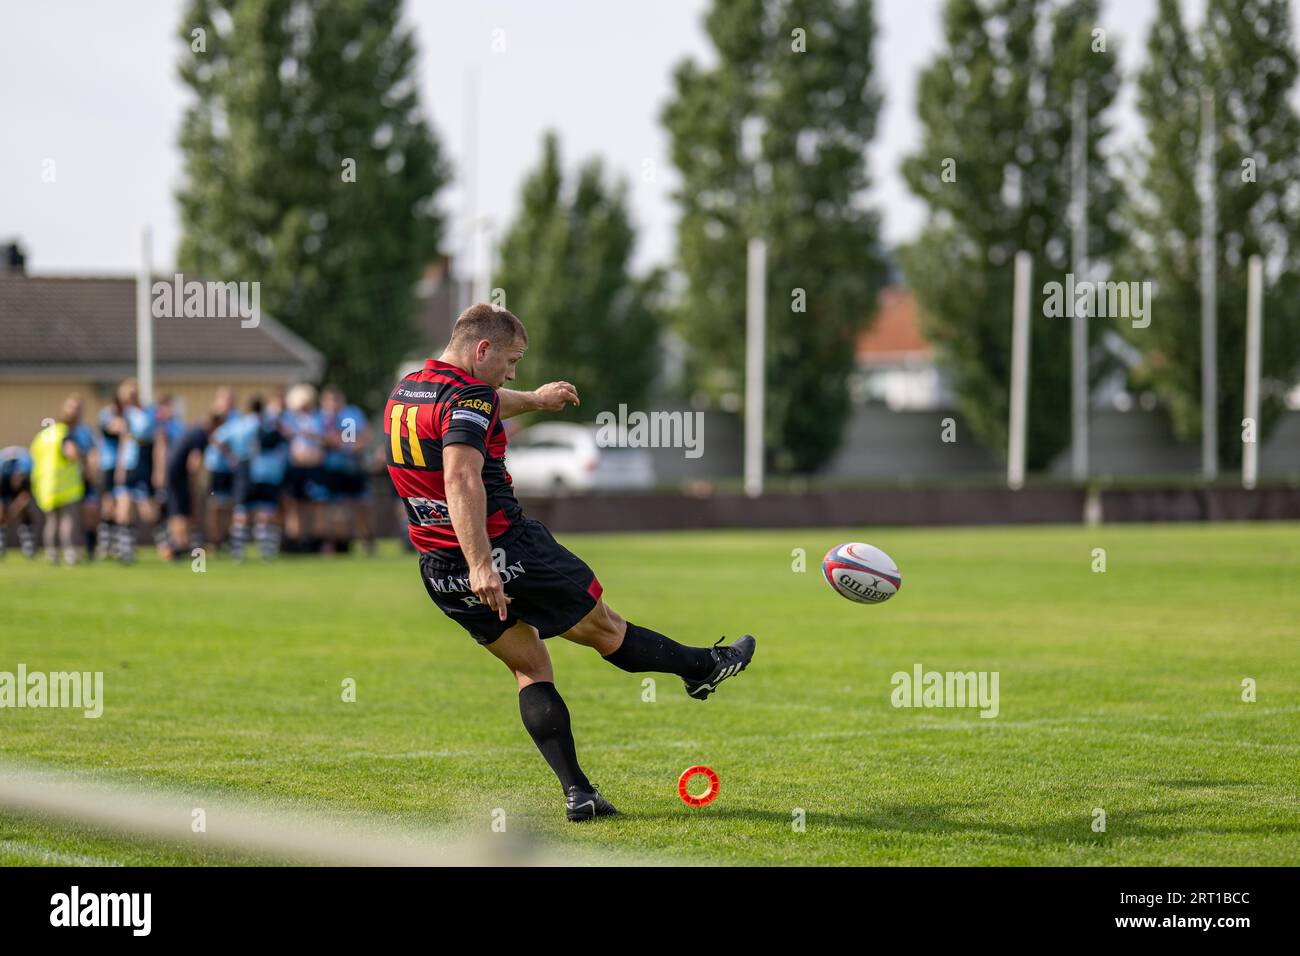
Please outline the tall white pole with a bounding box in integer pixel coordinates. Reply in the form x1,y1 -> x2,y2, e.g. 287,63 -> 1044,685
1200,89 -> 1219,480
1008,252 -> 1033,490
1070,80 -> 1089,483
472,217 -> 493,305
136,226 -> 154,404
744,238 -> 767,499
1243,254 -> 1262,490
460,67 -> 478,312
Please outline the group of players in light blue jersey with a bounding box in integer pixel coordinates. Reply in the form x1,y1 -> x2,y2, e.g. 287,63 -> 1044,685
2,379 -> 376,566
200,383 -> 375,560
1,387 -> 161,564
91,379 -> 186,562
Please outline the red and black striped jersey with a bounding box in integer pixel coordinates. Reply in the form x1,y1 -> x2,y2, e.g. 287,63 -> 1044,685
384,359 -> 523,555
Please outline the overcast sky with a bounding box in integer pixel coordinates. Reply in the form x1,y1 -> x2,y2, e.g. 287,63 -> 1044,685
0,0 -> 1244,279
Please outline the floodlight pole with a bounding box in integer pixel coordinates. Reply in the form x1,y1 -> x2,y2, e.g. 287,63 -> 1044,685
1070,80 -> 1089,483
1243,255 -> 1262,490
136,226 -> 154,405
744,238 -> 767,499
1008,252 -> 1033,490
1200,89 -> 1219,481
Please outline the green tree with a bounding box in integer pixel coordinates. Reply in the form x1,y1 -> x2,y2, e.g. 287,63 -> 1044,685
662,0 -> 886,475
901,0 -> 1121,470
1122,0 -> 1300,469
494,132 -> 661,419
176,0 -> 449,407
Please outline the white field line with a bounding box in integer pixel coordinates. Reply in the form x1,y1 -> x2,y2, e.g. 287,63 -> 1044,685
0,839 -> 122,867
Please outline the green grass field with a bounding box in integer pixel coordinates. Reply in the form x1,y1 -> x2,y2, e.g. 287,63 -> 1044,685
2,522 -> 1298,866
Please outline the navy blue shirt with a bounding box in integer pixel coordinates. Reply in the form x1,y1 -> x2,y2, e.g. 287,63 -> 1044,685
166,425 -> 210,482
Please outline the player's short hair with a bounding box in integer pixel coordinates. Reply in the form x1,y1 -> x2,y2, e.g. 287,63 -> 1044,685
60,393 -> 83,424
450,303 -> 528,350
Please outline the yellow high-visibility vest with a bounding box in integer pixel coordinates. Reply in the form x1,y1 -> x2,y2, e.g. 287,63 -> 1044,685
29,422 -> 84,512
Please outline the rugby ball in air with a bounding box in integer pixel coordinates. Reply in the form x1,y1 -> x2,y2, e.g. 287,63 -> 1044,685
822,542 -> 901,605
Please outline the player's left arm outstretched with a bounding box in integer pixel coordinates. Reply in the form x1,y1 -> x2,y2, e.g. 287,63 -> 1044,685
496,382 -> 579,419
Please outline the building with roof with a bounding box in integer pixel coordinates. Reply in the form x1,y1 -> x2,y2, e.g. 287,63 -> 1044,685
851,285 -> 950,410
0,243 -> 323,446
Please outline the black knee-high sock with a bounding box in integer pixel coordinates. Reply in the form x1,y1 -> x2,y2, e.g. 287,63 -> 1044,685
602,621 -> 715,680
518,682 -> 591,793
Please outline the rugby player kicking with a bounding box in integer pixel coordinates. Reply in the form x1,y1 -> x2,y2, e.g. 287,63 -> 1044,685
385,304 -> 756,821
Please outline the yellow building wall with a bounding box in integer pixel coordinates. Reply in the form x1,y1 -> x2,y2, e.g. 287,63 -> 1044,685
0,380 -> 95,448
151,381 -> 288,425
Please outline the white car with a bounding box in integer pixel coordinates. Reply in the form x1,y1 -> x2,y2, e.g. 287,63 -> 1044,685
505,423 -> 655,495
